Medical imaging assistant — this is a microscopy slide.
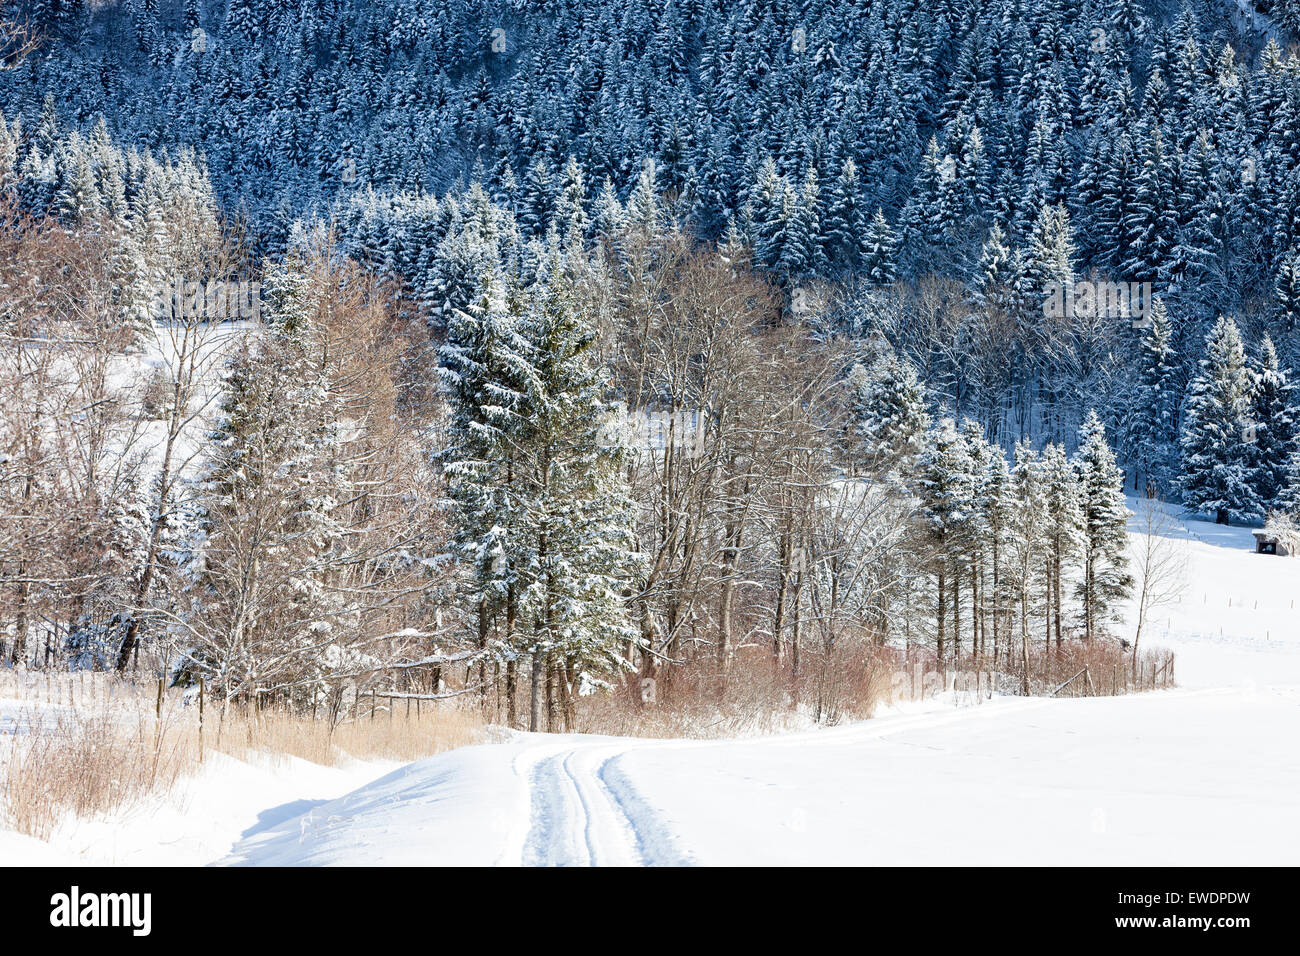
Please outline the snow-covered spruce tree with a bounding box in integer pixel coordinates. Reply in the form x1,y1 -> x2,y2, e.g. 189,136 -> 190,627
624,161 -> 663,236
437,269 -> 536,718
912,418 -> 974,664
555,155 -> 588,246
1246,334 -> 1299,509
184,267 -> 339,700
1074,410 -> 1133,641
860,207 -> 899,287
1127,296 -> 1180,493
1008,441 -> 1048,694
425,185 -> 501,321
1280,448 -> 1300,517
971,223 -> 1017,311
1039,441 -> 1082,651
1179,316 -> 1263,525
224,0 -> 260,45
519,157 -> 554,238
846,351 -> 929,479
1276,249 -> 1300,340
511,263 -> 640,733
1015,203 -> 1076,386
979,446 -> 1016,669
1121,123 -> 1178,289
957,419 -> 994,667
749,156 -> 792,277
824,158 -> 867,274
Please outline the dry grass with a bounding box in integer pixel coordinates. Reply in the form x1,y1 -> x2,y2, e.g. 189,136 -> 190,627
205,702 -> 484,766
1025,637 -> 1175,696
3,706 -> 194,841
0,669 -> 484,840
571,647 -> 893,739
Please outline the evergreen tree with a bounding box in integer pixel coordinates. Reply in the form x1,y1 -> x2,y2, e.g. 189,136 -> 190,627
860,208 -> 899,287
824,157 -> 867,274
1128,297 -> 1180,491
1008,441 -> 1048,693
847,352 -> 930,478
1275,248 -> 1300,336
224,0 -> 260,44
555,155 -> 588,245
512,266 -> 640,731
913,418 -> 974,664
1040,442 -> 1082,651
1246,334 -> 1299,509
1179,317 -> 1261,524
437,271 -> 537,702
1074,411 -> 1133,641
519,158 -> 554,238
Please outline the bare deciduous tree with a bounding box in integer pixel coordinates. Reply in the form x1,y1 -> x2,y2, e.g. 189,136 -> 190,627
1129,497 -> 1188,680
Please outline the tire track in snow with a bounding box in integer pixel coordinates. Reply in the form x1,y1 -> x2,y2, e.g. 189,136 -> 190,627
521,751 -> 586,865
520,743 -> 691,866
596,753 -> 693,866
518,700 -> 1055,865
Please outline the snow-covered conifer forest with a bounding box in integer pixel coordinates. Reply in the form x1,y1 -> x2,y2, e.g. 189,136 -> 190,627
0,1 -> 1298,870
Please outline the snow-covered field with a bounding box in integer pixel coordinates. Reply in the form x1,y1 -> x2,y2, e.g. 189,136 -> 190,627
0,745 -> 399,867
1122,501 -> 1300,689
222,688 -> 1298,867
5,501 -> 1299,866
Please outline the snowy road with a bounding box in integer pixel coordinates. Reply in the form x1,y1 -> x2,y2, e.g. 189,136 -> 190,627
517,744 -> 690,866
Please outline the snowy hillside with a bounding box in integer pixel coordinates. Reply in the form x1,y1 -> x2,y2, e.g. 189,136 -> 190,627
1122,500 -> 1300,687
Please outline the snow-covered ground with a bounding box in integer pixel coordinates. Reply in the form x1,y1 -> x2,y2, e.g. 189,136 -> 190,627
222,687 -> 1298,866
5,500 -> 1299,866
0,745 -> 399,867
1121,500 -> 1300,689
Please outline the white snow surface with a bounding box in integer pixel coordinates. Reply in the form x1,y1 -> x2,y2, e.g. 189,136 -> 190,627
0,748 -> 398,867
5,500 -> 1300,866
215,687 -> 1297,866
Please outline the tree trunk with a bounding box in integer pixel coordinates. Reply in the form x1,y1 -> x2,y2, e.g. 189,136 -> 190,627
506,658 -> 518,728
545,652 -> 555,732
772,549 -> 788,669
936,568 -> 946,665
1019,600 -> 1031,696
562,657 -> 577,732
1053,550 -> 1063,648
953,570 -> 961,668
476,599 -> 489,706
991,539 -> 1000,665
529,647 -> 542,732
505,584 -> 518,726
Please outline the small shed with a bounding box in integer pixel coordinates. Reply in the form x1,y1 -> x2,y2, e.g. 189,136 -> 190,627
1252,530 -> 1293,556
